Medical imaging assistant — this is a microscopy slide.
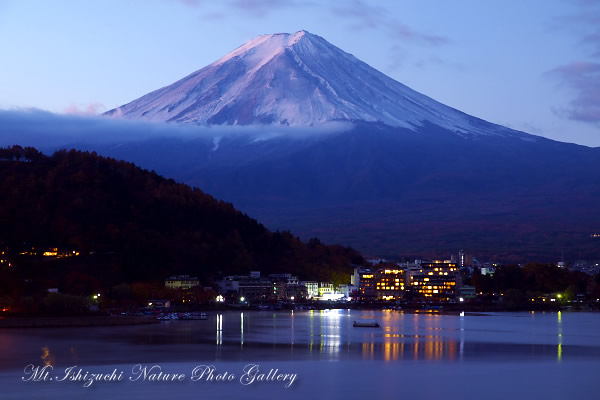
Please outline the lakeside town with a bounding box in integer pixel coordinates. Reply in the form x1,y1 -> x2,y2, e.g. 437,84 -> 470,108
2,243 -> 600,319
1,148 -> 599,321
161,255 -> 600,312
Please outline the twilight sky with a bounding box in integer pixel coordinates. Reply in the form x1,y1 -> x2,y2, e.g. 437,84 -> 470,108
1,0 -> 599,146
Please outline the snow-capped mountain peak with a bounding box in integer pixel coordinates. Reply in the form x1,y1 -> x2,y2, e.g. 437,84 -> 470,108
212,31 -> 309,69
104,30 -> 526,138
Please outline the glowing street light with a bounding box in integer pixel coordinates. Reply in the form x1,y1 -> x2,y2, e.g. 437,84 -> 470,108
240,297 -> 245,302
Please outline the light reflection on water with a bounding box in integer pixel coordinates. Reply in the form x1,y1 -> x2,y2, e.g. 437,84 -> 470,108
362,337 -> 459,361
195,309 -> 600,362
216,314 -> 222,346
1,310 -> 600,370
2,310 -> 599,400
40,346 -> 54,366
557,311 -> 562,362
240,312 -> 244,348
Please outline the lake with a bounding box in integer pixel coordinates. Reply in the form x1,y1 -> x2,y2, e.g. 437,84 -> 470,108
1,310 -> 599,399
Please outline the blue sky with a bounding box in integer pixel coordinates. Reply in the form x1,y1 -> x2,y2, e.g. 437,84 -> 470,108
0,0 -> 599,146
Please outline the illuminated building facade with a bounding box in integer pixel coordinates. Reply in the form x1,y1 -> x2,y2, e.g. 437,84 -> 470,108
43,248 -> 58,257
40,247 -> 80,257
302,281 -> 319,298
375,268 -> 406,300
318,283 -> 334,296
408,260 -> 458,300
357,269 -> 376,299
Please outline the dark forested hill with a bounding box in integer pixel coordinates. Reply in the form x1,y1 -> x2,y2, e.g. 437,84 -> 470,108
0,146 -> 362,292
80,122 -> 600,262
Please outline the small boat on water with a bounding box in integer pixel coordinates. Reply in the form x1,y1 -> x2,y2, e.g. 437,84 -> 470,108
353,319 -> 380,328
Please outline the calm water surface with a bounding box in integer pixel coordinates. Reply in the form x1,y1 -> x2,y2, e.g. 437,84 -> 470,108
1,310 -> 599,399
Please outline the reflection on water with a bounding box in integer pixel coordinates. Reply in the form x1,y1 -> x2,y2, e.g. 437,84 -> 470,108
557,311 -> 562,362
1,310 -> 598,371
40,346 -> 54,366
320,309 -> 341,354
459,309 -> 465,360
361,338 -> 458,361
240,312 -> 244,347
1,310 -> 598,400
216,314 -> 222,346
196,309 -> 596,362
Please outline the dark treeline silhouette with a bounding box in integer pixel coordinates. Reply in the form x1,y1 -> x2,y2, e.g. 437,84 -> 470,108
469,263 -> 599,307
0,146 -> 363,302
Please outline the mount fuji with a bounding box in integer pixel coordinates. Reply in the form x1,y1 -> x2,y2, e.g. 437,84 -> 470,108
98,31 -> 600,261
105,30 -> 523,139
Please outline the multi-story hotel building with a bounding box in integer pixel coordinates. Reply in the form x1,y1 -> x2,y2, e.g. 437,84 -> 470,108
408,260 -> 458,300
354,268 -> 376,300
375,267 -> 406,300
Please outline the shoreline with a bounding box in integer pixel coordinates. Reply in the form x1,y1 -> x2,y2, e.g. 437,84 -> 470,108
0,315 -> 159,329
2,307 -> 597,329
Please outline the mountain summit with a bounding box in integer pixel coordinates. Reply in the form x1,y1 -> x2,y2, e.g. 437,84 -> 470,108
105,31 -> 519,137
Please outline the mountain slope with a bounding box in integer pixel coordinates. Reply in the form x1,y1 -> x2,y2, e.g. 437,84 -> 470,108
81,122 -> 600,261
